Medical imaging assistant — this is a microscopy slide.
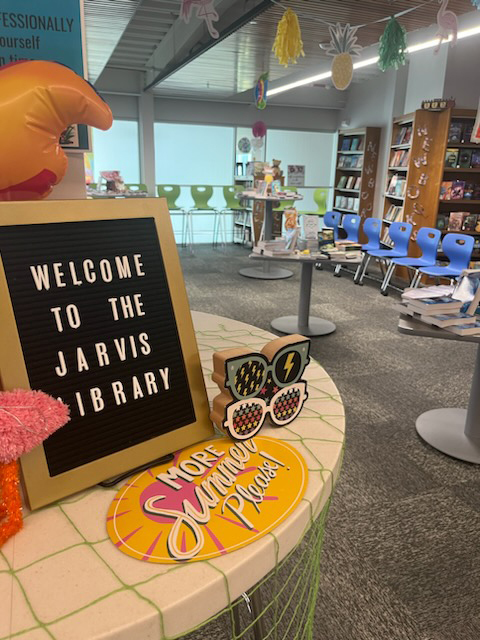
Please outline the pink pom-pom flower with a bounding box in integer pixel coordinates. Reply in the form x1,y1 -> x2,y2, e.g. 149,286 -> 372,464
252,120 -> 267,138
0,390 -> 70,464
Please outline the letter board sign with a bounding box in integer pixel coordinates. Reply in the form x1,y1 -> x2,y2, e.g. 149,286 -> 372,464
0,198 -> 213,508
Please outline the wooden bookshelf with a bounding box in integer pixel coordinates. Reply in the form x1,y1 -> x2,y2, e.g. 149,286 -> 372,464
383,108 -> 480,276
334,126 -> 381,242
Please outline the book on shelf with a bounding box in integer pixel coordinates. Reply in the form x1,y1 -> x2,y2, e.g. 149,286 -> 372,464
354,176 -> 361,190
387,175 -> 406,197
445,148 -> 459,168
337,175 -> 348,188
436,214 -> 448,230
357,155 -> 364,168
357,137 -> 364,151
448,121 -> 463,144
381,227 -> 394,247
471,150 -> 480,168
352,198 -> 359,212
341,138 -> 351,151
346,175 -> 355,189
350,137 -> 360,151
390,149 -> 410,167
451,180 -> 465,199
462,122 -> 474,144
394,125 -> 412,145
462,214 -> 478,231
448,211 -> 467,230
464,183 -> 474,199
385,204 -> 403,222
338,156 -> 345,168
459,149 -> 473,168
439,181 -> 453,200
347,197 -> 354,210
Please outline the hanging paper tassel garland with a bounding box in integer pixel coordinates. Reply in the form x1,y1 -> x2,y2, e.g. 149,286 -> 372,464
435,0 -> 458,52
272,8 -> 305,67
180,0 -> 219,39
378,17 -> 407,71
254,72 -> 269,110
325,23 -> 362,91
252,121 -> 267,139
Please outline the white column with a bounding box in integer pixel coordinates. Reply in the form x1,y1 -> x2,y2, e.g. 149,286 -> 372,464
138,91 -> 156,196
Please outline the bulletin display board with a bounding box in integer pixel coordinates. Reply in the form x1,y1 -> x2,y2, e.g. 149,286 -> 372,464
0,0 -> 90,150
0,198 -> 213,509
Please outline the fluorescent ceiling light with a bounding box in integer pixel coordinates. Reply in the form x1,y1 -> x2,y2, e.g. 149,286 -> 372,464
267,23 -> 480,97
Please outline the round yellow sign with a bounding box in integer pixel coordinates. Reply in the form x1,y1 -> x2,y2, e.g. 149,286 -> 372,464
106,436 -> 308,563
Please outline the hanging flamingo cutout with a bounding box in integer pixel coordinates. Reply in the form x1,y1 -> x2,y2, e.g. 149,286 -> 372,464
435,0 -> 458,53
180,0 -> 219,39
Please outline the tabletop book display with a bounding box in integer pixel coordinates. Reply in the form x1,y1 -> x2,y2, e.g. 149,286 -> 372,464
398,270 -> 480,336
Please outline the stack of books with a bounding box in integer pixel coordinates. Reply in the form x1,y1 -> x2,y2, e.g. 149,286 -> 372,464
252,239 -> 292,257
325,241 -> 362,261
399,284 -> 480,336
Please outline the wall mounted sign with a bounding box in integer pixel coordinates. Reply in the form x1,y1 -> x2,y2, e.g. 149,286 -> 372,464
0,199 -> 213,509
287,165 -> 305,187
107,436 -> 308,563
0,0 -> 89,151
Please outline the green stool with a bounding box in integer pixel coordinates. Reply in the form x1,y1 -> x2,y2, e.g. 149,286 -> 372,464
297,188 -> 328,217
186,186 -> 217,252
157,185 -> 186,246
215,186 -> 246,248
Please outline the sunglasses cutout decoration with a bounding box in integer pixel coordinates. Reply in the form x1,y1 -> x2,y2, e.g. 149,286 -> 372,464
211,334 -> 310,441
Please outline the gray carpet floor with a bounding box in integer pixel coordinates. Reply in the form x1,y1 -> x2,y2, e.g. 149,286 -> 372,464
179,244 -> 480,640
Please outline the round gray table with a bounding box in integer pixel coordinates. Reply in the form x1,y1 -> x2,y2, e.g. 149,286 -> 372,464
398,315 -> 480,464
238,192 -> 303,281
250,253 -> 360,337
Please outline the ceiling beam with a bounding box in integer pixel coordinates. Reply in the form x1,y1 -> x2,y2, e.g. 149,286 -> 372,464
143,0 -> 273,91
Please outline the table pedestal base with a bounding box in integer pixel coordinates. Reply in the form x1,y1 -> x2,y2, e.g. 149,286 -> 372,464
271,315 -> 336,337
416,408 -> 480,464
239,266 -> 293,280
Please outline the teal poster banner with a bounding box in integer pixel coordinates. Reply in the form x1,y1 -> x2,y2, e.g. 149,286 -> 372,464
0,0 -> 89,150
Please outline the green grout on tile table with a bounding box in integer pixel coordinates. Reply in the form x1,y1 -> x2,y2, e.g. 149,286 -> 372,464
1,311 -> 345,640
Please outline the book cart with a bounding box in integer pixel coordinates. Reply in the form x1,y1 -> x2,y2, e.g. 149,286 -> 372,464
333,127 -> 381,243
382,108 -> 480,281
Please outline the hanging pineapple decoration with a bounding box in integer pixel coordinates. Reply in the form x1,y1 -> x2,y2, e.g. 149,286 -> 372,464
325,23 -> 362,90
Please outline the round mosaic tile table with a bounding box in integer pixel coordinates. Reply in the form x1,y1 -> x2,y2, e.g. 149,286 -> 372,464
1,312 -> 345,640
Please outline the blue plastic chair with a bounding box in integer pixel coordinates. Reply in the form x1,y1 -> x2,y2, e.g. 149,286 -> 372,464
323,211 -> 342,242
353,217 -> 382,284
416,232 -> 474,284
358,221 -> 412,285
379,227 -> 441,295
342,214 -> 361,242
334,214 -> 361,276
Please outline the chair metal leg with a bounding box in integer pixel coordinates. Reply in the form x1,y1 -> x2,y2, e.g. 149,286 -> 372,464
334,264 -> 342,277
410,269 -> 421,289
212,210 -> 219,247
358,255 -> 371,285
380,261 -> 395,295
353,254 -> 366,284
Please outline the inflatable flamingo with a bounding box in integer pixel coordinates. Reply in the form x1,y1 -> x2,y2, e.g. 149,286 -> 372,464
435,0 -> 458,52
0,390 -> 69,547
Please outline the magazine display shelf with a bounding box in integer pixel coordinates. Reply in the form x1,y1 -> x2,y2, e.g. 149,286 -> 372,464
334,127 -> 381,243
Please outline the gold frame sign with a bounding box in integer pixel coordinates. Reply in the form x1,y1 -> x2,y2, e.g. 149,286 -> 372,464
0,199 -> 213,509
